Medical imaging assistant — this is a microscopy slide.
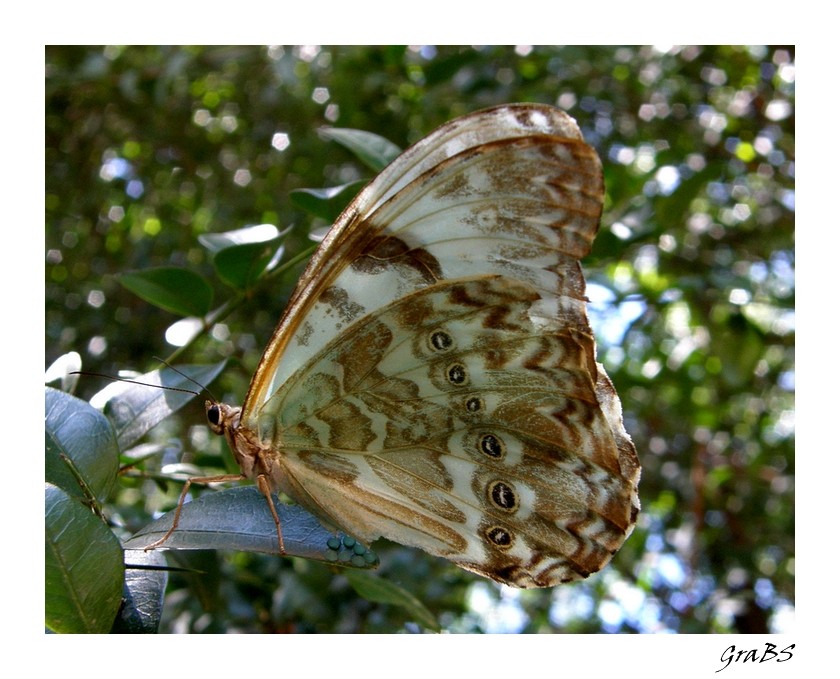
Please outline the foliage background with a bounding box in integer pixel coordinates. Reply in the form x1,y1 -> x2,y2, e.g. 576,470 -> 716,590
45,45 -> 794,633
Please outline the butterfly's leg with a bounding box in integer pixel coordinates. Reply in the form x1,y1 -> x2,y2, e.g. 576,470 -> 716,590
143,473 -> 246,551
256,473 -> 286,555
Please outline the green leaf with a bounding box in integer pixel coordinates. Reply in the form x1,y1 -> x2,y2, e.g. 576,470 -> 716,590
197,223 -> 285,254
91,362 -> 227,450
123,486 -> 379,570
45,483 -> 125,633
319,127 -> 402,172
344,570 -> 440,631
212,238 -> 284,290
290,181 -> 367,222
118,267 -> 214,317
45,387 -> 119,504
198,223 -> 290,290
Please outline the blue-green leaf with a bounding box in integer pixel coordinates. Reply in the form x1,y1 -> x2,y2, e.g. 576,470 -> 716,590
113,549 -> 168,633
123,486 -> 379,570
45,387 -> 119,503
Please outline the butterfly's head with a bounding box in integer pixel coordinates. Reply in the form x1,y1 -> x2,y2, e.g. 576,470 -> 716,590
205,400 -> 241,436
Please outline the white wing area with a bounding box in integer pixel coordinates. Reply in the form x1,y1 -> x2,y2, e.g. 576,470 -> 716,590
346,104 -> 586,215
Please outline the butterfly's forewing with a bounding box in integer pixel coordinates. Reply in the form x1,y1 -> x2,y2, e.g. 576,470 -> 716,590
245,104 -> 597,403
233,104 -> 639,587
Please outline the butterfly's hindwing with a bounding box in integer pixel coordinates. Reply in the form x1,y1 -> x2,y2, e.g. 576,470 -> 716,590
249,276 -> 637,587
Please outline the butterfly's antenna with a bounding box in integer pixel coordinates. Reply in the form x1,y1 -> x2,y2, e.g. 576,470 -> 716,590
151,357 -> 219,403
70,356 -> 218,400
69,370 -> 202,397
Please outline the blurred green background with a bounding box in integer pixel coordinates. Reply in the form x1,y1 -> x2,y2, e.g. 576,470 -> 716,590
45,45 -> 794,633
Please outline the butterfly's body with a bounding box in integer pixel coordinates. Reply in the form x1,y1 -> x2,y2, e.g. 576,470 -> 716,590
175,104 -> 639,588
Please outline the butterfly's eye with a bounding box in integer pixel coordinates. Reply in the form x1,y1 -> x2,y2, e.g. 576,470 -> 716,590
207,404 -> 221,427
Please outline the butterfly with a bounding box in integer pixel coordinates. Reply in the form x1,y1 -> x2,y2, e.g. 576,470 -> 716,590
146,103 -> 641,588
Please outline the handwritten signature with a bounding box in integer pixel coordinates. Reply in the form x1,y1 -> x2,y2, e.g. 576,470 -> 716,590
717,643 -> 794,672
